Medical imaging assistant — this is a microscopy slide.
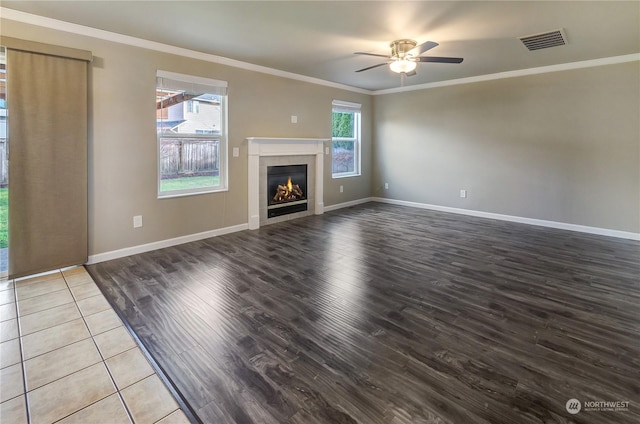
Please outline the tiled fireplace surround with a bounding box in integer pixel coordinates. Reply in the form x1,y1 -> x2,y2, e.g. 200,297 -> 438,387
247,137 -> 328,229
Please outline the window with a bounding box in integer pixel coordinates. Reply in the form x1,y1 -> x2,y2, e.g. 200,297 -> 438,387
332,100 -> 361,178
156,70 -> 227,197
186,100 -> 199,114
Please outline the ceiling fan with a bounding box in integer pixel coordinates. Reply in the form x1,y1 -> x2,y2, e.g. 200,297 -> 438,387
354,39 -> 463,76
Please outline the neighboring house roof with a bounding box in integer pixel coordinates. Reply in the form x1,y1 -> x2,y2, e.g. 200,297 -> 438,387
193,93 -> 220,104
156,119 -> 185,131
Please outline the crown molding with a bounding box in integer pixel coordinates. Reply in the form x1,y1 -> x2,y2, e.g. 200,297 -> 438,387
373,53 -> 640,95
2,7 -> 638,96
0,7 -> 372,95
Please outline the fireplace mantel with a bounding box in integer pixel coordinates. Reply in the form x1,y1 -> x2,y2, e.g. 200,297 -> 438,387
247,137 -> 328,230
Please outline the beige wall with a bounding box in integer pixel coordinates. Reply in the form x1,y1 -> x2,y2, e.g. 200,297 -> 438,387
1,19 -> 372,256
373,62 -> 640,233
2,19 -> 638,260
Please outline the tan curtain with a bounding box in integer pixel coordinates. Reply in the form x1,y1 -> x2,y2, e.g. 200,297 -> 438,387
7,48 -> 89,278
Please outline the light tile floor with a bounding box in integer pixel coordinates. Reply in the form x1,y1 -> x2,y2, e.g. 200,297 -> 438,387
0,267 -> 191,424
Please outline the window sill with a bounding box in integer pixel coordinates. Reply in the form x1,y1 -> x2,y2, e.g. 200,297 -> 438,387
158,187 -> 228,199
332,173 -> 361,179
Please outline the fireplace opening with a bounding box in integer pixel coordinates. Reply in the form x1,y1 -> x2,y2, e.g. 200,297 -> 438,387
267,165 -> 308,218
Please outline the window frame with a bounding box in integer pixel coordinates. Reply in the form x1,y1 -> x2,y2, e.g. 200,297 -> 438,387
331,100 -> 361,179
156,70 -> 228,199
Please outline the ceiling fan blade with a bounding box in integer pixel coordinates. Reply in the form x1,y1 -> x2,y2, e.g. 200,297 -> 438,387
354,52 -> 391,58
355,62 -> 389,72
411,41 -> 439,55
417,56 -> 464,64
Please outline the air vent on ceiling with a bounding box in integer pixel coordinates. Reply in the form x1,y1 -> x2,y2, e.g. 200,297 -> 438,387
519,29 -> 567,51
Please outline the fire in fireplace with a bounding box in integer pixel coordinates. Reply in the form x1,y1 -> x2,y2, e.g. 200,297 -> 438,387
267,165 -> 308,218
272,177 -> 304,203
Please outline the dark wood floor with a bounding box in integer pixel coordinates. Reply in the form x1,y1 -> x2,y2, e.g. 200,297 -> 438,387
88,203 -> 640,424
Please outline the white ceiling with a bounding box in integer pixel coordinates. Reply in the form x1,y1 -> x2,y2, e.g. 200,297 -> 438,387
3,1 -> 639,91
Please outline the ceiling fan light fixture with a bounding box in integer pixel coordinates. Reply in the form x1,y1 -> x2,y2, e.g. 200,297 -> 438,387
354,39 -> 462,76
389,59 -> 417,74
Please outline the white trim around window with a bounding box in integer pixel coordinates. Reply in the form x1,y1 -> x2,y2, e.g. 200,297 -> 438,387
156,70 -> 228,198
331,100 -> 361,178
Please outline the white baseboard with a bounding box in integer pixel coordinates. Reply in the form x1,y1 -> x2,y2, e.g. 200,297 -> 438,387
85,198 -> 637,266
87,199 -> 372,265
324,197 -> 373,212
86,223 -> 249,265
372,197 -> 640,241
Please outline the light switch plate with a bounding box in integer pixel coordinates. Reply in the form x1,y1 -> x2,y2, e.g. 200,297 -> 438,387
232,147 -> 239,157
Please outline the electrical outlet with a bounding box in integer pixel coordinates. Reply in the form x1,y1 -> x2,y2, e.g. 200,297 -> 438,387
232,147 -> 239,157
291,115 -> 298,124
133,215 -> 143,228
325,147 -> 330,155
384,182 -> 389,190
460,189 -> 467,198
340,185 -> 344,193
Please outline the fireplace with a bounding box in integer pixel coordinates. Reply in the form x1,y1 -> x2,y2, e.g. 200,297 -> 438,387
267,165 -> 308,218
247,137 -> 327,229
